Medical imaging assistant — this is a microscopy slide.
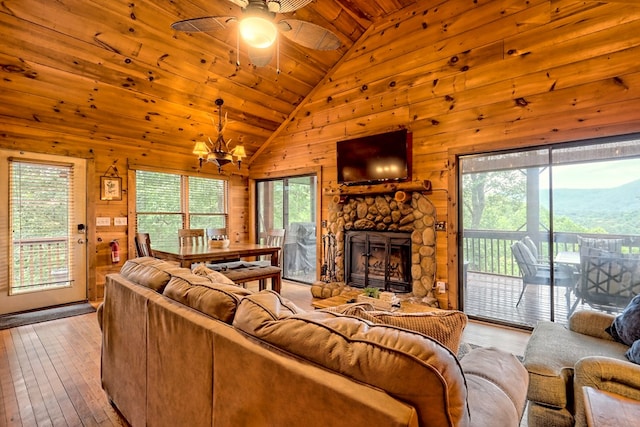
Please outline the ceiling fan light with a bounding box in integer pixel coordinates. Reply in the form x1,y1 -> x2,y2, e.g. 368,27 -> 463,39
239,16 -> 277,48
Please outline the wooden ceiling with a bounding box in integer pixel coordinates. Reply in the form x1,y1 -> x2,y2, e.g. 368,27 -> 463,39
0,0 -> 421,165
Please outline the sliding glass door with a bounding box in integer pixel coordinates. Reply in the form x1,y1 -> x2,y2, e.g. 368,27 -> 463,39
460,136 -> 640,328
256,175 -> 317,283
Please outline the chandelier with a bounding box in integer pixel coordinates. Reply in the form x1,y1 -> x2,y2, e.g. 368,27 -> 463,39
192,98 -> 246,173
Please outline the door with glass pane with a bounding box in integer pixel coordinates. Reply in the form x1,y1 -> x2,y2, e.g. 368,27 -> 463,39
0,150 -> 87,315
460,137 -> 640,328
256,175 -> 317,283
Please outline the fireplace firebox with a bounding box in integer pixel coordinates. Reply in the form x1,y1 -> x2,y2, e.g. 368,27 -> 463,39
345,231 -> 412,293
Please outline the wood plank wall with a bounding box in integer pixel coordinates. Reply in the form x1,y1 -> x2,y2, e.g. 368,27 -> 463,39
249,0 -> 640,308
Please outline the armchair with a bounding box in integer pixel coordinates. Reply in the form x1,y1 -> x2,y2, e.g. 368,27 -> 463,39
524,310 -> 640,427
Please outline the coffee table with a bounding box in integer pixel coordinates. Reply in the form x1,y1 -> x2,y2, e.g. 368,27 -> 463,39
311,289 -> 440,313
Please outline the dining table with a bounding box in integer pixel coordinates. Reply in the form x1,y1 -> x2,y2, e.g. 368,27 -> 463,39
152,242 -> 281,269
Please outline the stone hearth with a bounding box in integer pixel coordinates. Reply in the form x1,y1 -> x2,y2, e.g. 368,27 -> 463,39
327,192 -> 436,297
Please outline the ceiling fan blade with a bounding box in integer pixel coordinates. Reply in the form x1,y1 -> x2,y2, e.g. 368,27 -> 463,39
228,0 -> 249,7
248,46 -> 274,67
273,0 -> 313,13
278,19 -> 341,50
171,16 -> 235,32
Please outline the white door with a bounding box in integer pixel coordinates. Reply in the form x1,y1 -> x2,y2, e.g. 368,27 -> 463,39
0,149 -> 87,315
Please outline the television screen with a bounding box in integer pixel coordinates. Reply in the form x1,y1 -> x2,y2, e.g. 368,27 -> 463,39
337,129 -> 411,185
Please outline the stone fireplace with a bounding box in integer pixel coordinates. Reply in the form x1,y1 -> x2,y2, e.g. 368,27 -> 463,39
327,191 -> 436,297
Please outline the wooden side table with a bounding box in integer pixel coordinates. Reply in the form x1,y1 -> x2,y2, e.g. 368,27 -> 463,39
583,386 -> 640,427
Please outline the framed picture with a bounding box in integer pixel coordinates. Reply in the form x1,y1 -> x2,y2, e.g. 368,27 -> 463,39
100,176 -> 122,201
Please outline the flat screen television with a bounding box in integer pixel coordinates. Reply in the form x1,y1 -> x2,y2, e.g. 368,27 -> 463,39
337,129 -> 412,185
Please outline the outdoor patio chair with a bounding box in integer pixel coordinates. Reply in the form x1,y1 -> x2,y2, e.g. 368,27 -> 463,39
511,241 -> 576,313
573,247 -> 640,313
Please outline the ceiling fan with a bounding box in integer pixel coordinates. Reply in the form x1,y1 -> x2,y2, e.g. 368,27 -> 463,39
171,0 -> 342,67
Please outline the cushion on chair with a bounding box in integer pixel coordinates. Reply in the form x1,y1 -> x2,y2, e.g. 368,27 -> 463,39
512,241 -> 537,277
522,236 -> 539,260
578,236 -> 623,254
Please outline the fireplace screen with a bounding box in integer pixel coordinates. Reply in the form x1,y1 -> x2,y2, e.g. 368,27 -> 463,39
345,231 -> 411,293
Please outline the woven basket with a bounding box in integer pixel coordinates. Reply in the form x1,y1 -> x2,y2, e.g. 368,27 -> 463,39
208,239 -> 230,248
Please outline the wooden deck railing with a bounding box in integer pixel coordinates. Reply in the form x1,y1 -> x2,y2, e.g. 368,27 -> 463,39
12,237 -> 70,293
463,231 -> 640,277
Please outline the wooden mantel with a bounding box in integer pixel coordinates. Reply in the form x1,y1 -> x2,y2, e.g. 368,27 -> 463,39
322,180 -> 432,196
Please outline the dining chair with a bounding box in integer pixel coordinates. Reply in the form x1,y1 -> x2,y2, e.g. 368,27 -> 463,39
134,232 -> 153,257
206,227 -> 227,240
253,229 -> 286,267
178,228 -> 206,246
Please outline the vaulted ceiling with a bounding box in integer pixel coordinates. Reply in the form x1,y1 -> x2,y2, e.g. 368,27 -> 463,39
0,0 -> 420,165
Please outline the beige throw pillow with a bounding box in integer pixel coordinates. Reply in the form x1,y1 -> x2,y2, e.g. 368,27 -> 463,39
327,303 -> 468,353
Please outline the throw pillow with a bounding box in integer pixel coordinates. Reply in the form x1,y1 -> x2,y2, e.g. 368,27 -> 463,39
606,294 -> 640,346
627,340 -> 640,364
325,303 -> 468,353
192,263 -> 236,286
163,272 -> 252,323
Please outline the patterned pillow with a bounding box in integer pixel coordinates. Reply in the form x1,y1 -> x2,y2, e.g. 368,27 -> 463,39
326,303 -> 468,353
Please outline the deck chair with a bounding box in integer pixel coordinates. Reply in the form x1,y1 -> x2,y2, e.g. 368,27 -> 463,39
178,228 -> 206,246
134,232 -> 153,257
573,247 -> 640,313
511,241 -> 576,312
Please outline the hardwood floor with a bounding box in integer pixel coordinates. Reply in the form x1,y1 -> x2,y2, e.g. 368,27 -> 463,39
0,280 -> 530,426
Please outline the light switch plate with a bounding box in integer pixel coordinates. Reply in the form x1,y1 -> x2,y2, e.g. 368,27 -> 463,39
114,217 -> 127,226
96,217 -> 110,226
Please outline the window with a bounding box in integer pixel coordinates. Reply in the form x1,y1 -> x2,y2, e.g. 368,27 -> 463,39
9,160 -> 75,293
460,134 -> 640,328
135,170 -> 227,248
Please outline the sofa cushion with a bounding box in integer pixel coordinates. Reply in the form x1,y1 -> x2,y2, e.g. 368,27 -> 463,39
325,303 -> 467,353
120,257 -> 184,293
163,271 -> 252,323
234,291 -> 470,427
191,263 -> 235,286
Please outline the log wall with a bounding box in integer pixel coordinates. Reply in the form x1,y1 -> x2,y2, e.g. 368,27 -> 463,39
249,0 -> 640,308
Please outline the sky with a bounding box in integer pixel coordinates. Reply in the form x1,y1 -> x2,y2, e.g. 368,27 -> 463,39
546,158 -> 640,189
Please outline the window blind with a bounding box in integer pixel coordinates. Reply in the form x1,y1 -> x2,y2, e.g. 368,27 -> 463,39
9,159 -> 75,294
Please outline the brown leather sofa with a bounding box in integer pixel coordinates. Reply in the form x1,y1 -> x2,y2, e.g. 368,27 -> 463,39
98,257 -> 529,427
